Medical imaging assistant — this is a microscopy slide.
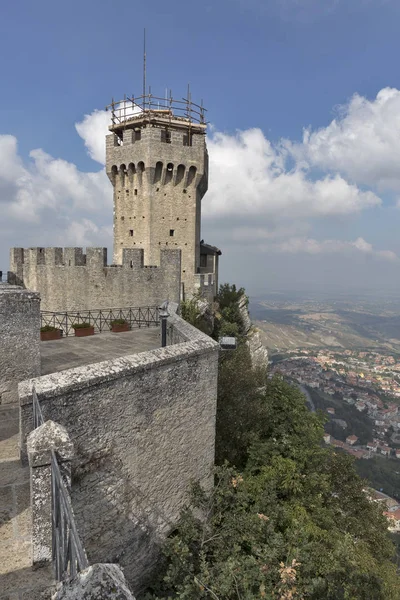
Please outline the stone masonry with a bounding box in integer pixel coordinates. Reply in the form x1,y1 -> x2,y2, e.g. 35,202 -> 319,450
0,284 -> 40,405
18,312 -> 219,595
9,247 -> 181,312
106,109 -> 208,298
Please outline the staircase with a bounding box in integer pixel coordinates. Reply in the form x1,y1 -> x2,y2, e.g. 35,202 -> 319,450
0,405 -> 54,599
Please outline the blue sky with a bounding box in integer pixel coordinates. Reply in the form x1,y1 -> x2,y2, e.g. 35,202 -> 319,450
1,0 -> 400,294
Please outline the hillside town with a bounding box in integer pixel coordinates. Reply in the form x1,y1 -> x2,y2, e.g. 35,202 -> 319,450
270,349 -> 400,460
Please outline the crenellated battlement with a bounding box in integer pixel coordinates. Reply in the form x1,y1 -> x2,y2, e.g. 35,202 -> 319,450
9,247 -> 181,311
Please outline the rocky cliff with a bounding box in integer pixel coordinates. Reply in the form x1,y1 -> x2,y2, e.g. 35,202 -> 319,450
238,295 -> 269,371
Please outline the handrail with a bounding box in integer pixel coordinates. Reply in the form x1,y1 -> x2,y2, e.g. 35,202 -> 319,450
32,386 -> 89,582
41,305 -> 159,337
51,450 -> 89,581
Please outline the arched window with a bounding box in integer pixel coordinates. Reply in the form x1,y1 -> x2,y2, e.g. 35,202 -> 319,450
154,161 -> 163,184
165,163 -> 174,184
119,164 -> 127,185
111,165 -> 118,182
176,164 -> 185,186
137,161 -> 145,185
187,166 -> 197,186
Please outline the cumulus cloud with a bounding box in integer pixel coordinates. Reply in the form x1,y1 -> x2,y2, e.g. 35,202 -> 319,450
75,110 -> 110,165
287,88 -> 400,191
0,88 -> 398,274
205,128 -> 381,219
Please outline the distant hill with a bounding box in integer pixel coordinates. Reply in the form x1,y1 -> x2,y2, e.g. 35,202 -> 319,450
250,295 -> 400,354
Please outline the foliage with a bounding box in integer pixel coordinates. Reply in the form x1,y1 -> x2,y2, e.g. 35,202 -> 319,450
307,386 -> 373,445
110,318 -> 128,326
71,322 -> 92,329
142,378 -> 399,599
213,283 -> 248,340
355,457 -> 400,501
180,297 -> 211,335
217,283 -> 247,311
148,284 -> 400,599
40,325 -> 58,332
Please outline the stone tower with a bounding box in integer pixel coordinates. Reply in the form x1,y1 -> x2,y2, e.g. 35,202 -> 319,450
105,93 -> 218,299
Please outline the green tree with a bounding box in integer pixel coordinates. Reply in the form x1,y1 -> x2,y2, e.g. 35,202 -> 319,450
143,379 -> 399,599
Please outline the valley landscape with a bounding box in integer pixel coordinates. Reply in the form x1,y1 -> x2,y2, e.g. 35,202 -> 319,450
251,292 -> 400,354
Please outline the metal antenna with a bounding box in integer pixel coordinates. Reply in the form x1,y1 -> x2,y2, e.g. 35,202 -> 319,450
143,28 -> 147,111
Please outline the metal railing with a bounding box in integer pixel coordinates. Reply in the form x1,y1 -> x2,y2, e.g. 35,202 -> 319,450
106,92 -> 207,127
41,306 -> 159,337
51,451 -> 89,581
32,386 -> 89,582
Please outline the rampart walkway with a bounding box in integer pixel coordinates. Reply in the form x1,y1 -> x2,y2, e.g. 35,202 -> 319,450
0,405 -> 53,598
41,328 -> 160,375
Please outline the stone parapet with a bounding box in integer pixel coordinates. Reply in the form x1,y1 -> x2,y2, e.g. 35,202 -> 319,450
18,312 -> 218,595
0,284 -> 40,404
9,247 -> 181,312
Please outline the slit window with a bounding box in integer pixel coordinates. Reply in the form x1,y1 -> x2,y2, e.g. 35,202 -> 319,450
135,130 -> 141,141
161,129 -> 172,144
129,229 -> 134,237
134,189 -> 138,195
183,133 -> 193,146
170,229 -> 175,237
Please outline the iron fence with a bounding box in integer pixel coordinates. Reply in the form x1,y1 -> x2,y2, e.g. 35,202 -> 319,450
51,450 -> 89,581
32,386 -> 89,582
41,306 -> 159,337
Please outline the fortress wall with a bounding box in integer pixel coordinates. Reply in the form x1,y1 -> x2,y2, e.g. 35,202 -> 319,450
9,247 -> 181,311
0,284 -> 40,404
19,314 -> 218,594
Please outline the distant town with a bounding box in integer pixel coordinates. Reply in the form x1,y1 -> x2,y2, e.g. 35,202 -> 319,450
270,349 -> 400,459
270,348 -> 400,532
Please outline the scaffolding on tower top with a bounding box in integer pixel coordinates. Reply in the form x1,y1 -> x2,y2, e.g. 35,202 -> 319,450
106,92 -> 207,134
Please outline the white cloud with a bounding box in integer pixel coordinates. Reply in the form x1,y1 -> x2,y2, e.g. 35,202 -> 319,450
75,110 -> 110,165
0,89 -> 398,274
204,128 -> 381,219
288,88 -> 400,191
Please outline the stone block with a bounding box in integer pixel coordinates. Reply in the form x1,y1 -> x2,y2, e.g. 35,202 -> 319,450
27,421 -> 73,566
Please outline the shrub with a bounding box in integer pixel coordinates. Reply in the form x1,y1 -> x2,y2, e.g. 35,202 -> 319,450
72,322 -> 92,329
40,325 -> 58,333
110,319 -> 128,326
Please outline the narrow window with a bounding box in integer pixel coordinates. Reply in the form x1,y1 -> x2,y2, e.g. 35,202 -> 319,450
170,229 -> 175,237
129,229 -> 134,237
183,132 -> 192,146
161,129 -> 171,144
135,129 -> 141,141
134,189 -> 138,195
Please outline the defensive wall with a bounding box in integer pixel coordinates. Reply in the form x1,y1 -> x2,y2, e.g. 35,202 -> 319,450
0,284 -> 40,404
19,308 -> 219,594
9,247 -> 181,312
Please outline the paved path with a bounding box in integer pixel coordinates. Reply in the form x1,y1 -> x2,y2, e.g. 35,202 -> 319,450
0,405 -> 53,599
41,327 -> 161,375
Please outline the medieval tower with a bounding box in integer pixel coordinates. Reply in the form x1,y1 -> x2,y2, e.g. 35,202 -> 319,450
105,93 -> 219,299
9,90 -> 220,309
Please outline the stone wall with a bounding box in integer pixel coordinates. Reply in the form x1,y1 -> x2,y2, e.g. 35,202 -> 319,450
106,119 -> 208,299
9,247 -> 181,312
19,313 -> 219,595
0,284 -> 40,404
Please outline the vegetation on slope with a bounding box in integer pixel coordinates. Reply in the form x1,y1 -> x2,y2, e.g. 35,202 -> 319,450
141,285 -> 400,600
